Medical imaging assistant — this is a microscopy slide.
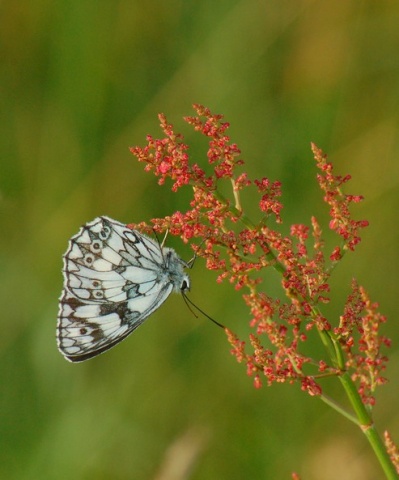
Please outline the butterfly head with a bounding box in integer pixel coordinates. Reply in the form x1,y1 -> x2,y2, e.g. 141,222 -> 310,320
164,247 -> 191,293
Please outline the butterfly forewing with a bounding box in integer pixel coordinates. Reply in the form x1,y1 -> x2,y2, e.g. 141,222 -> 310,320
57,216 -> 189,362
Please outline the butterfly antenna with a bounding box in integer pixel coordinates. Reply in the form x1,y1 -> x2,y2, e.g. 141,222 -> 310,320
182,292 -> 199,319
182,291 -> 226,329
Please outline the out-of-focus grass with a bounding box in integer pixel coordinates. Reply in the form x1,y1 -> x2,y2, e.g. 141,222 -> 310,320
1,1 -> 399,479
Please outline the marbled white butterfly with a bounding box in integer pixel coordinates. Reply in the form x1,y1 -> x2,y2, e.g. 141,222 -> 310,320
57,216 -> 194,362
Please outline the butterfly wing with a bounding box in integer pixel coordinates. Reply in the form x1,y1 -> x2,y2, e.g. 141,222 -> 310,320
57,216 -> 174,362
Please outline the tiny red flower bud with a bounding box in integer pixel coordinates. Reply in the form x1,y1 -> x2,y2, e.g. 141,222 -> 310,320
254,375 -> 262,389
330,246 -> 342,261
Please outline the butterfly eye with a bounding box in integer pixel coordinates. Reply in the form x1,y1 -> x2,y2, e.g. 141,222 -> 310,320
92,280 -> 101,288
99,226 -> 111,240
84,253 -> 95,266
93,290 -> 104,299
181,279 -> 190,291
90,240 -> 103,253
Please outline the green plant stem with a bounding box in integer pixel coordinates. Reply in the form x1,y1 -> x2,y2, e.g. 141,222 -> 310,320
338,372 -> 399,479
319,393 -> 358,424
317,328 -> 339,366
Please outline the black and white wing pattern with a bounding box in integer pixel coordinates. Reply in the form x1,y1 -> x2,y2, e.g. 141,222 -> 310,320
57,216 -> 190,362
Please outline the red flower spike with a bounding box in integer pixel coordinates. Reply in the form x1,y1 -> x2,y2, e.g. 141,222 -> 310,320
130,107 -> 390,409
312,143 -> 368,252
384,431 -> 399,474
254,178 -> 283,222
335,280 -> 390,404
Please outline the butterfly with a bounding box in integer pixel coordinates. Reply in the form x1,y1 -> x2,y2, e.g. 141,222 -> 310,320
57,216 -> 194,362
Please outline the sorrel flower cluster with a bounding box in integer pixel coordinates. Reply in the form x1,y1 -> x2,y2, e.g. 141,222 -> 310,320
129,104 -> 389,405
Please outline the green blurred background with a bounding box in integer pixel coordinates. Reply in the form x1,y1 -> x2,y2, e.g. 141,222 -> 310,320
1,1 -> 399,479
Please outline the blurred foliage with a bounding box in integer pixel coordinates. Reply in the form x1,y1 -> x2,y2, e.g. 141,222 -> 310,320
1,1 -> 399,479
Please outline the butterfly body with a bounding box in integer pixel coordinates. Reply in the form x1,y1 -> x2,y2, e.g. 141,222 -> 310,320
57,216 -> 190,362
